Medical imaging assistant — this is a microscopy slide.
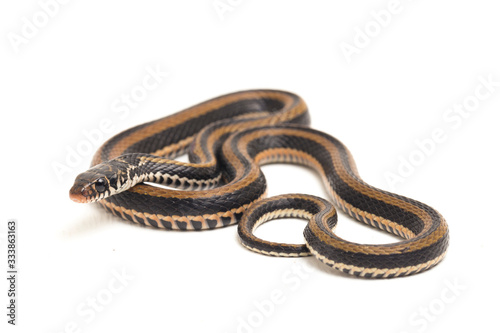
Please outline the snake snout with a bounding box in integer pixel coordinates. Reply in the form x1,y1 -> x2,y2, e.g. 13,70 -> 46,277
69,182 -> 91,203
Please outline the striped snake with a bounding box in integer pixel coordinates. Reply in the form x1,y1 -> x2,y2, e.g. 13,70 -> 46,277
69,90 -> 449,278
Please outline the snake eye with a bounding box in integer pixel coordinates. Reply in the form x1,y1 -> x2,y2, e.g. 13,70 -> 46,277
94,178 -> 107,193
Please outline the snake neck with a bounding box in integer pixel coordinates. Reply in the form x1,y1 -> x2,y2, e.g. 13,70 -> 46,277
107,153 -> 223,195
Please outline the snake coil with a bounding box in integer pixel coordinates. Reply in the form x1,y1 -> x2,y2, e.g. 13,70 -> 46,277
70,90 -> 449,278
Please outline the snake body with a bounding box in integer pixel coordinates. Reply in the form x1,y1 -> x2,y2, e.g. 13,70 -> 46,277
70,90 -> 449,278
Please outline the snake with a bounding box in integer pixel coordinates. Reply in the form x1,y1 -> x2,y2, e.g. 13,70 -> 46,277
69,89 -> 449,278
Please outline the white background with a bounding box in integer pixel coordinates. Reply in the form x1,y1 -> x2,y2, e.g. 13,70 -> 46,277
1,1 -> 499,332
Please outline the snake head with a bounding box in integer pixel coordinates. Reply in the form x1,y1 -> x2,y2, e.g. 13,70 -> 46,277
69,162 -> 126,203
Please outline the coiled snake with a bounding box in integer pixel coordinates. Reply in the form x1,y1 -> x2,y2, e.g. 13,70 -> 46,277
69,90 -> 449,278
